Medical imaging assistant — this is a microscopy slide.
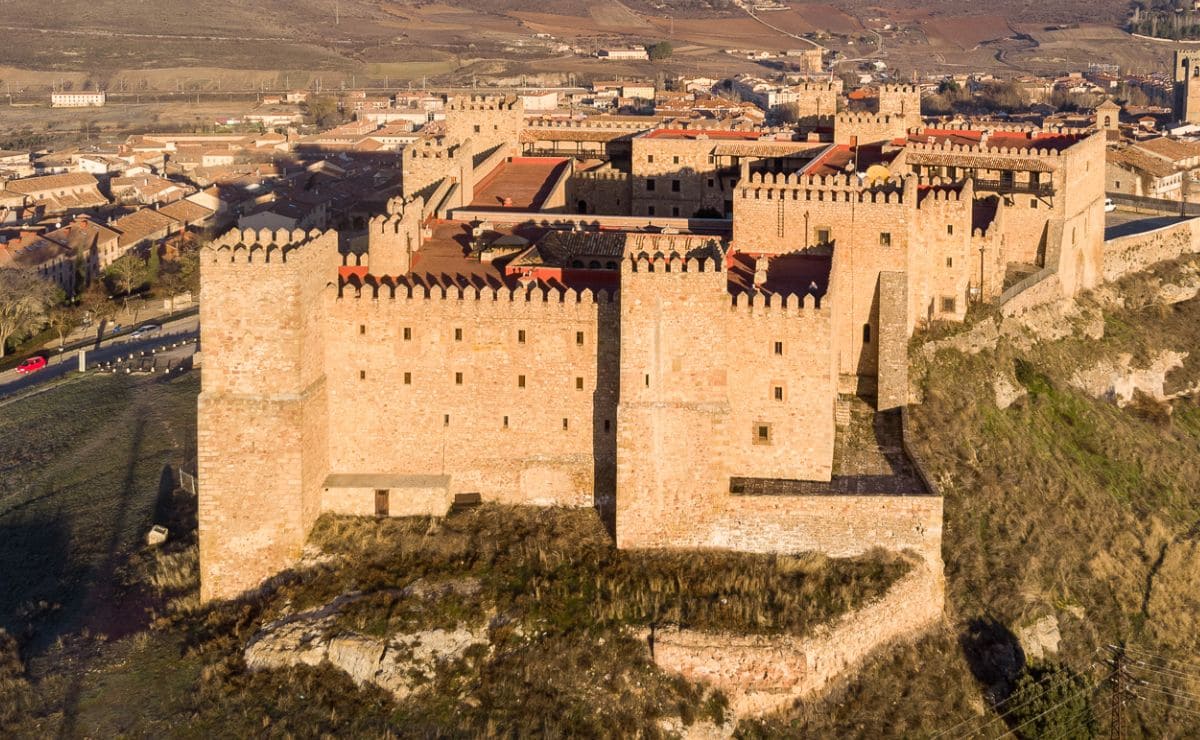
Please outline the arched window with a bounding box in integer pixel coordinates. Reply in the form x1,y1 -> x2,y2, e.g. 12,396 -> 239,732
605,261 -> 617,270
571,260 -> 583,268
588,260 -> 601,269
1103,115 -> 1112,128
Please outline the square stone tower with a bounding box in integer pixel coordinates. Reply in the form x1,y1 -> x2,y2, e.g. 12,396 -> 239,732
1175,49 -> 1200,124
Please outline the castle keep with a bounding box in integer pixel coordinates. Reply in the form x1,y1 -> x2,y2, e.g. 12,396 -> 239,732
199,93 -> 1107,600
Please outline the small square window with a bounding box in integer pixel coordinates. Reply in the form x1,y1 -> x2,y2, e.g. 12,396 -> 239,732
774,341 -> 783,356
816,228 -> 830,244
454,327 -> 462,341
518,375 -> 526,388
360,370 -> 366,380
403,327 -> 411,341
879,232 -> 892,247
942,297 -> 957,313
671,179 -> 680,192
647,154 -> 655,163
707,178 -> 715,187
646,178 -> 656,191
576,331 -> 584,345
1031,199 -> 1038,209
518,329 -> 526,344
754,423 -> 772,445
576,377 -> 584,390
455,372 -> 463,385
673,155 -> 680,164
359,324 -> 366,335
473,124 -> 481,133
773,386 -> 784,401
404,372 -> 411,385
648,206 -> 656,216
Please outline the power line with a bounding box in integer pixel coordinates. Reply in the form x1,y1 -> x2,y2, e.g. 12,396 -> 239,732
1006,672 -> 1115,740
1130,691 -> 1200,721
933,649 -> 1104,739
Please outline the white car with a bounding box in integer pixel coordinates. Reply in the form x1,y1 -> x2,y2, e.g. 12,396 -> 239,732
130,324 -> 162,339
1104,198 -> 1116,213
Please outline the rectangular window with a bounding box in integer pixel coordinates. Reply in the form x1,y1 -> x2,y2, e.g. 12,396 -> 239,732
707,178 -> 715,187
575,377 -> 584,390
647,154 -> 654,163
942,297 -> 957,313
518,375 -> 526,388
645,374 -> 650,387
672,206 -> 680,217
774,341 -> 783,356
404,372 -> 411,385
359,324 -> 366,335
879,232 -> 892,247
454,328 -> 462,341
444,414 -> 450,427
359,370 -> 366,380
374,490 -> 389,517
1031,199 -> 1038,209
946,257 -> 953,268
473,124 -> 481,133
816,228 -> 830,244
648,206 -> 656,216
403,327 -> 411,341
455,372 -> 463,385
863,323 -> 872,344
672,155 -> 680,164
604,419 -> 611,432
503,416 -> 509,429
518,329 -> 526,344
773,386 -> 784,401
646,178 -> 656,191
671,179 -> 680,192
576,331 -> 584,345
562,418 -> 569,431
754,423 -> 772,445
946,224 -> 954,235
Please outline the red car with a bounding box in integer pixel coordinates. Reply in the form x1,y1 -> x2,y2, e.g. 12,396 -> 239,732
16,356 -> 47,375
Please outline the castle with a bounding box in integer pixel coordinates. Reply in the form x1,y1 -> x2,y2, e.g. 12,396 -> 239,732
198,91 -> 1107,601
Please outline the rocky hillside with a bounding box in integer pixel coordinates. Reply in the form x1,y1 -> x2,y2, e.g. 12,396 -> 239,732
746,253 -> 1200,737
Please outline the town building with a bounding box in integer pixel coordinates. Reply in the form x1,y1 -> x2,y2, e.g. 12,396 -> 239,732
50,91 -> 106,108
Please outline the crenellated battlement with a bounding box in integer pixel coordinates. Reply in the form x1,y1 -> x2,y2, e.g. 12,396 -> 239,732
913,176 -> 973,206
572,168 -> 630,181
447,94 -> 522,112
524,117 -> 651,131
621,249 -> 725,275
728,287 -> 827,314
338,274 -> 616,304
206,228 -> 335,264
405,136 -> 468,159
878,83 -> 919,95
835,112 -> 902,125
737,171 -> 908,204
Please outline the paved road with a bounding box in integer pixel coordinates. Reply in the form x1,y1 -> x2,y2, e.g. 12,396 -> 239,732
0,314 -> 198,401
1105,210 -> 1189,241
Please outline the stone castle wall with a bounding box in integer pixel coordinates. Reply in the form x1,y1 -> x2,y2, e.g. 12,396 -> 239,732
650,559 -> 945,717
325,283 -> 619,511
1103,216 -> 1200,282
630,136 -> 730,218
615,253 -> 839,550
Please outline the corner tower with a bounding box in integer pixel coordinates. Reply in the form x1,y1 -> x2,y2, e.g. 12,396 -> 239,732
1175,49 -> 1200,124
197,228 -> 338,601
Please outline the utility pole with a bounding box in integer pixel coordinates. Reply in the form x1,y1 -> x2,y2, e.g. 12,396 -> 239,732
1110,645 -> 1128,740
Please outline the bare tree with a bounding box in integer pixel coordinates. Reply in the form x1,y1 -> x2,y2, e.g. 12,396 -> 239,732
0,269 -> 59,358
47,305 -> 79,349
104,254 -> 149,307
